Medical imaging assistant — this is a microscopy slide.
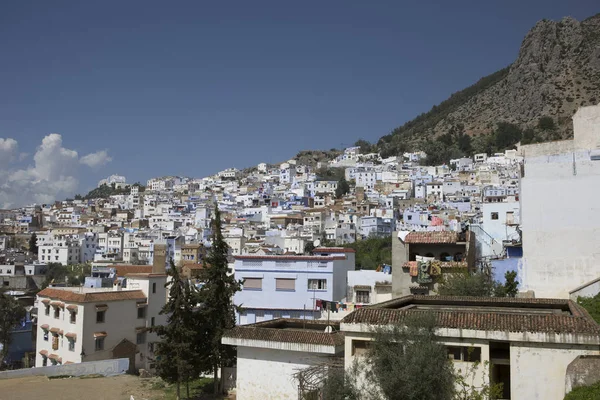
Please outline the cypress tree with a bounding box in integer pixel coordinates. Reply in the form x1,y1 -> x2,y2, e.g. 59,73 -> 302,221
197,205 -> 242,395
153,260 -> 198,400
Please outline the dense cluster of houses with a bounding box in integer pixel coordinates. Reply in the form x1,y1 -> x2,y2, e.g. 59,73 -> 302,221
1,103 -> 600,398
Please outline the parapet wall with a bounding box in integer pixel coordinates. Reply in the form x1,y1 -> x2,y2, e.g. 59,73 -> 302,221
0,358 -> 129,379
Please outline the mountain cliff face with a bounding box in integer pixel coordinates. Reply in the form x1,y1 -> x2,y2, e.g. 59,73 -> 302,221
376,14 -> 600,157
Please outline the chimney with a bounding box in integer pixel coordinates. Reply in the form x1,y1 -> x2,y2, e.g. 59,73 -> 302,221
153,243 -> 167,274
113,280 -> 122,291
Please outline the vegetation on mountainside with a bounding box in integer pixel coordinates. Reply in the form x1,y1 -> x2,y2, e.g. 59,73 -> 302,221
577,293 -> 600,324
77,182 -> 146,200
335,177 -> 350,199
376,67 -> 511,158
315,167 -> 346,181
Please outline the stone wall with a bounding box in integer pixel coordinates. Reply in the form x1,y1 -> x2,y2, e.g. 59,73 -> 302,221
565,355 -> 600,393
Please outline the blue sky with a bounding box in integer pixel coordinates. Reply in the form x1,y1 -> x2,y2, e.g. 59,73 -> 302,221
0,1 -> 598,205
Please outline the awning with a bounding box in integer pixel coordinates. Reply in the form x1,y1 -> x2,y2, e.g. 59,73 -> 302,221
66,305 -> 78,312
353,285 -> 372,291
50,327 -> 60,334
50,302 -> 65,308
58,330 -> 64,336
94,332 -> 108,338
65,332 -> 77,339
136,302 -> 148,308
95,304 -> 109,311
41,299 -> 50,305
48,354 -> 60,360
39,350 -> 48,356
135,326 -> 147,333
40,324 -> 49,330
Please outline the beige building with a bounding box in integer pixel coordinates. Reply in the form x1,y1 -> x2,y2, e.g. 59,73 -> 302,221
35,273 -> 167,372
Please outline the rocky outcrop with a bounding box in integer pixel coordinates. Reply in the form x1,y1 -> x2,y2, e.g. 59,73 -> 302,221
377,14 -> 600,156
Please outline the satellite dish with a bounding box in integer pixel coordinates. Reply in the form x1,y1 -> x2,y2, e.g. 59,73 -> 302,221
324,326 -> 333,333
314,239 -> 321,247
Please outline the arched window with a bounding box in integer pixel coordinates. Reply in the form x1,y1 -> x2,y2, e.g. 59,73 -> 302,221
409,253 -> 419,261
425,253 -> 434,258
454,252 -> 464,261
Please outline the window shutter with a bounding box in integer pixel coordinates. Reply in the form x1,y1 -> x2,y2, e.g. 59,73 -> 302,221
276,278 -> 295,291
243,278 -> 262,289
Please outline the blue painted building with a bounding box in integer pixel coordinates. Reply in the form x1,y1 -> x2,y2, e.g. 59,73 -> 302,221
233,248 -> 356,324
492,244 -> 522,285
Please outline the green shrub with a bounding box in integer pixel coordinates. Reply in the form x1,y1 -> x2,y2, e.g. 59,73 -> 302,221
564,381 -> 600,400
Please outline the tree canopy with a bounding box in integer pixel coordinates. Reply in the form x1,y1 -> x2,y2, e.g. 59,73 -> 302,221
0,293 -> 26,366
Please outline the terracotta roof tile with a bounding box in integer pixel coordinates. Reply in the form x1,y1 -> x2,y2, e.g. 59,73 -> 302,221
224,319 -> 345,347
114,265 -> 153,277
235,255 -> 346,261
403,261 -> 467,269
37,288 -> 147,303
404,231 -> 459,244
341,295 -> 600,335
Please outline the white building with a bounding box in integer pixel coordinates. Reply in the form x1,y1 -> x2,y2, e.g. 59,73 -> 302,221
35,273 -> 167,371
38,234 -> 82,265
520,103 -> 600,298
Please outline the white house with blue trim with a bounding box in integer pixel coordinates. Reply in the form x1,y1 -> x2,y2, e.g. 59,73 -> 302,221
233,248 -> 355,324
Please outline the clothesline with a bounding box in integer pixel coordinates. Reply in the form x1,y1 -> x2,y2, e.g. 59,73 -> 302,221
315,299 -> 366,313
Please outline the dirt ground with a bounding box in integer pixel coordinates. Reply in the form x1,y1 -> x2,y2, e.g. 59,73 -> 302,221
0,374 -> 167,400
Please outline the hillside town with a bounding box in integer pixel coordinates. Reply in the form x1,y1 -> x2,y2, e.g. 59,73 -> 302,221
0,102 -> 599,399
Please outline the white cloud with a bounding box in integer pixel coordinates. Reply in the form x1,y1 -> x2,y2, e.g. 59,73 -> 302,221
80,150 -> 112,168
0,134 -> 112,208
0,138 -> 18,168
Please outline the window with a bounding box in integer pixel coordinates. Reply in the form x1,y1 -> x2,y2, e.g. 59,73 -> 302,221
308,279 -> 327,290
136,332 -> 146,345
152,282 -> 156,293
137,307 -> 146,319
96,311 -> 105,323
356,290 -> 370,303
54,307 -> 60,319
70,311 -> 76,323
275,278 -> 295,291
352,340 -> 371,356
68,339 -> 75,352
42,357 -> 47,367
43,331 -> 49,341
95,337 -> 105,351
243,278 -> 262,290
151,317 -> 155,327
45,305 -> 50,316
447,346 -> 481,362
148,342 -> 154,353
52,335 -> 59,350
491,212 -> 499,220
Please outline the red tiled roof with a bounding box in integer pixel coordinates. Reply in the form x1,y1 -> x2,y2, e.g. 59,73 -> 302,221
114,265 -> 153,277
404,231 -> 459,244
224,319 -> 345,347
313,247 -> 356,254
37,288 -> 147,303
342,295 -> 600,335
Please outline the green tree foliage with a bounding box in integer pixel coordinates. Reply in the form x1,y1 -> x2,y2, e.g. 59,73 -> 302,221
355,139 -> 374,154
0,293 -> 26,366
153,261 -> 199,400
520,128 -> 537,145
564,381 -> 600,400
304,242 -> 315,255
335,177 -> 350,199
438,270 -> 519,297
42,263 -> 69,288
493,122 -> 522,150
82,183 -> 146,199
344,236 -> 391,270
577,293 -> 600,324
315,167 -> 346,182
537,116 -> 556,131
197,205 -> 242,395
29,233 -> 38,254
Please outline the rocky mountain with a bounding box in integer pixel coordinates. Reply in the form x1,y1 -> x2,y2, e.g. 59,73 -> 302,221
376,14 -> 600,157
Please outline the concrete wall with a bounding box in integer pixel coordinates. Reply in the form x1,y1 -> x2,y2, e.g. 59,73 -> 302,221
236,346 -> 326,400
520,150 -> 600,298
391,233 -> 408,298
0,358 -> 129,379
510,342 -> 599,400
570,278 -> 600,300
